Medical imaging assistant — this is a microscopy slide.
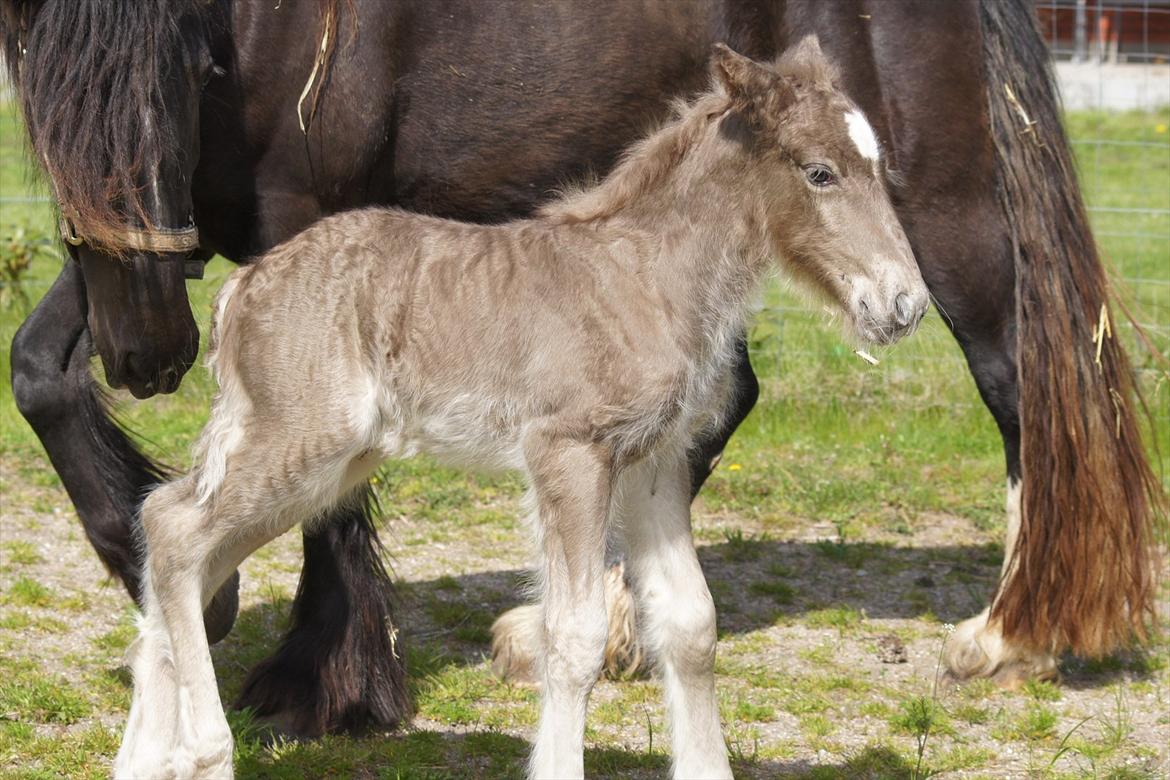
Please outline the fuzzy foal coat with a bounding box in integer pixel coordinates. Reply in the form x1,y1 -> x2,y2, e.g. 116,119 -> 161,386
203,100 -> 771,495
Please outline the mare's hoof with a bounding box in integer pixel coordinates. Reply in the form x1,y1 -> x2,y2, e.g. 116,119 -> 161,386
489,562 -> 645,685
991,659 -> 1060,690
944,608 -> 1059,687
203,569 -> 241,645
252,710 -> 327,742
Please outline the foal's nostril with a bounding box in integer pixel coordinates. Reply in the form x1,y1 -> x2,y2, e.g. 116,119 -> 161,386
858,296 -> 871,316
894,292 -> 913,327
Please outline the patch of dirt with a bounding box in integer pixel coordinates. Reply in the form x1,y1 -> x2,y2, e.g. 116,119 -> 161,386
1,456 -> 1167,778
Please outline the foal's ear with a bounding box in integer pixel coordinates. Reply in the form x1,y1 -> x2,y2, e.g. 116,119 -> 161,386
778,35 -> 840,90
711,43 -> 777,103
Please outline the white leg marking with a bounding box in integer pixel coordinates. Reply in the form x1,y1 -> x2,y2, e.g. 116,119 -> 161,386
135,486 -> 236,779
491,603 -> 544,684
620,455 -> 731,779
114,589 -> 181,780
999,477 -> 1023,581
492,562 -> 641,685
529,579 -> 607,779
527,443 -> 610,780
944,477 -> 1057,685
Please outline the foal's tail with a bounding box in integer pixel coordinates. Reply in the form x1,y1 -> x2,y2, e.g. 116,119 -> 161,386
206,266 -> 255,377
979,0 -> 1163,657
193,266 -> 256,505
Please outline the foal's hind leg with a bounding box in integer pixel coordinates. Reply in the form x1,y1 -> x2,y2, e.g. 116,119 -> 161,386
115,573 -> 182,779
620,452 -> 731,779
117,429 -> 376,779
117,480 -> 248,779
115,479 -> 235,780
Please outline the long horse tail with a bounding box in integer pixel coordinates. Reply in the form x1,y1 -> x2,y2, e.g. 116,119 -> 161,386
978,0 -> 1163,658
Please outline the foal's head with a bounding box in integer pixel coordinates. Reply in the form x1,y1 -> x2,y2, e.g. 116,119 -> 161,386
714,38 -> 927,344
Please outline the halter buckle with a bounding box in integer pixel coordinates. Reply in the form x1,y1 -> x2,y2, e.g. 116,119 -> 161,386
59,216 -> 85,246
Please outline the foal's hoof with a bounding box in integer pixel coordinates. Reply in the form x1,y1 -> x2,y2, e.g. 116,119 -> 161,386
203,570 -> 241,645
991,659 -> 1060,690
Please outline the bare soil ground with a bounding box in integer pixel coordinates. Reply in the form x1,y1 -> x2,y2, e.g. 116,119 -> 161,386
1,451 -> 1166,779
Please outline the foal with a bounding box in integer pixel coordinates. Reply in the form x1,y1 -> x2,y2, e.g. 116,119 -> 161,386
115,38 -> 927,780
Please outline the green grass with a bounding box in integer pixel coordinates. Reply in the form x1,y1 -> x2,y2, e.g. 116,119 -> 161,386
0,659 -> 90,725
0,541 -> 42,566
1,103 -> 1167,778
3,577 -> 53,608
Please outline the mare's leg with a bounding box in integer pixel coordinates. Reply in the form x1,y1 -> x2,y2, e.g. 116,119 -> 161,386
9,262 -> 239,643
941,337 -> 1057,685
687,336 -> 760,497
491,561 -> 638,685
11,262 -> 159,597
908,216 -> 1057,685
526,434 -> 612,780
620,453 -> 731,779
490,339 -> 758,682
234,495 -> 410,736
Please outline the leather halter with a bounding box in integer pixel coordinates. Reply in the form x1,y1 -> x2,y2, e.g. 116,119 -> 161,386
59,216 -> 206,279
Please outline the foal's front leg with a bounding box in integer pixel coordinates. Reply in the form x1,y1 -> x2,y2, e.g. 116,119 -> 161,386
526,435 -> 613,780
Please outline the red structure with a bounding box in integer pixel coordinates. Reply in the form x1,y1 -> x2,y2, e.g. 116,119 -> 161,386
1036,0 -> 1170,62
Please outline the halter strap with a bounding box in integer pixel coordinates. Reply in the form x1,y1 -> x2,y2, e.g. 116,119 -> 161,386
59,215 -> 201,254
59,216 -> 206,278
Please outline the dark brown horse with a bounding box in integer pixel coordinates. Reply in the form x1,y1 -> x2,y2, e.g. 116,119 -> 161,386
3,0 -> 1159,739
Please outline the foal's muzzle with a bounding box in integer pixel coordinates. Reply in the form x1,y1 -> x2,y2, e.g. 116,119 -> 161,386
851,285 -> 929,345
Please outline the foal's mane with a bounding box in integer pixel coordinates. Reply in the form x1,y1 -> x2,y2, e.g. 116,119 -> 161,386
540,90 -> 732,225
541,42 -> 836,227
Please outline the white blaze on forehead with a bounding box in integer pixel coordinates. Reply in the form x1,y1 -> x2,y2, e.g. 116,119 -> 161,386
845,110 -> 880,161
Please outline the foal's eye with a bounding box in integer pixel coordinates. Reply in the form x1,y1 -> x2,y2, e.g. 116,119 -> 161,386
804,164 -> 837,187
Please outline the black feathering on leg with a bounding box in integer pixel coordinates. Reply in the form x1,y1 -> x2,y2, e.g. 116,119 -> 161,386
235,485 -> 412,736
80,367 -> 167,601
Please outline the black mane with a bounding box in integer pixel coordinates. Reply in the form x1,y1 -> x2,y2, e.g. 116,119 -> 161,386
0,0 -> 205,248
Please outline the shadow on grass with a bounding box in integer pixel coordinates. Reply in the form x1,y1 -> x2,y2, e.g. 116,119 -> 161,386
229,708 -> 919,779
213,534 -> 1164,703
87,533 -> 1162,778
